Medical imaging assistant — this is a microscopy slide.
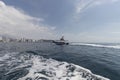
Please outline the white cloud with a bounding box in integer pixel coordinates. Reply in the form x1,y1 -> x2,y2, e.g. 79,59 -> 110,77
0,1 -> 56,39
75,0 -> 94,14
92,0 -> 119,6
111,32 -> 120,34
75,0 -> 119,14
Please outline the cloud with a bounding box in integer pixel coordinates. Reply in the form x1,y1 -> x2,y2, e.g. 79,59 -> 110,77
111,32 -> 120,34
75,0 -> 119,14
0,1 -> 56,39
92,0 -> 119,6
75,0 -> 94,14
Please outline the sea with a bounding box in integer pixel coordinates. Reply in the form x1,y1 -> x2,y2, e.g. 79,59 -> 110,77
0,42 -> 120,80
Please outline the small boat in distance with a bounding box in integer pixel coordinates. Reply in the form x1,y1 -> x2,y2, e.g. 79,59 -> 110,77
52,36 -> 69,45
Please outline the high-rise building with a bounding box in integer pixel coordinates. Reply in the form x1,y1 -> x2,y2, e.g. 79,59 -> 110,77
2,36 -> 10,42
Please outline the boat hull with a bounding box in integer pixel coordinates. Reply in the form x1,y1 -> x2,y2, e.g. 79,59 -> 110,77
53,41 -> 69,45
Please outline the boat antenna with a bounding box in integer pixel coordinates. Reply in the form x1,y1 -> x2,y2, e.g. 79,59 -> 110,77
60,36 -> 64,41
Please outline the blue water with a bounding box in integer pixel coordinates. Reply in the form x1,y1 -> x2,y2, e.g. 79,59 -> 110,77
0,42 -> 120,80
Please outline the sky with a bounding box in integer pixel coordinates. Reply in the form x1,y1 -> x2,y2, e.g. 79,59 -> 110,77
0,0 -> 120,42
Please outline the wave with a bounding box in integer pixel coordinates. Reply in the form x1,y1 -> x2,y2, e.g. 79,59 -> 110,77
0,51 -> 109,80
19,57 -> 110,80
71,43 -> 120,49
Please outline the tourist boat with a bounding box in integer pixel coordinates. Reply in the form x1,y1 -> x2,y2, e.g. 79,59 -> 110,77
53,40 -> 69,45
52,36 -> 69,45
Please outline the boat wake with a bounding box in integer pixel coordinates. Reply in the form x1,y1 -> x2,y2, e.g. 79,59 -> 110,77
0,51 -> 109,80
71,43 -> 120,49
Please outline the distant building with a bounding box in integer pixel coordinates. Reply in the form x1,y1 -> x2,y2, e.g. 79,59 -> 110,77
42,39 -> 53,42
0,37 -> 2,42
2,36 -> 10,42
25,39 -> 33,42
0,37 -> 1,40
0,36 -> 53,43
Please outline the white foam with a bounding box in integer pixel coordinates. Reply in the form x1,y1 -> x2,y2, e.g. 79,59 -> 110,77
71,43 -> 120,49
0,51 -> 110,80
18,55 -> 110,80
0,54 -> 10,61
0,52 -> 19,62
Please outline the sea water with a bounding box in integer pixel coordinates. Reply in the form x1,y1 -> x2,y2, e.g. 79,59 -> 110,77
0,42 -> 120,80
